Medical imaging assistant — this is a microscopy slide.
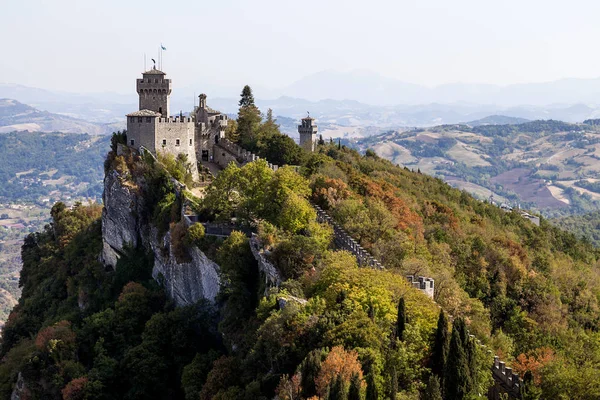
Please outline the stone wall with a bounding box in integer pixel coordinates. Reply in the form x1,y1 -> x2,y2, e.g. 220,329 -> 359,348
314,204 -> 384,269
249,234 -> 281,292
127,117 -> 157,153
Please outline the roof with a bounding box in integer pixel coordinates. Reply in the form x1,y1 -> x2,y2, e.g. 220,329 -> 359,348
143,67 -> 166,75
301,116 -> 315,120
127,109 -> 162,117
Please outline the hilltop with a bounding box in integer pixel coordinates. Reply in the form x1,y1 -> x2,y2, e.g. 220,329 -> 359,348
0,112 -> 598,398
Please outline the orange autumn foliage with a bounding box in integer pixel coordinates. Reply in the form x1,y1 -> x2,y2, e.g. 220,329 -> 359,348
315,346 -> 363,397
512,347 -> 555,385
34,320 -> 76,351
61,377 -> 89,400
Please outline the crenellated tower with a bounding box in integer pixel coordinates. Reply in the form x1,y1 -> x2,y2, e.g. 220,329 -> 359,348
136,66 -> 171,117
298,114 -> 318,152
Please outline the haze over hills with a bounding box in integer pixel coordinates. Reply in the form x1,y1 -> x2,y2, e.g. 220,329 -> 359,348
5,70 -> 600,133
0,98 -> 123,135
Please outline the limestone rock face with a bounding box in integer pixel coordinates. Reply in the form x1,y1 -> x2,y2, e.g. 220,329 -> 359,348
101,169 -> 143,267
101,165 -> 220,305
150,228 -> 220,305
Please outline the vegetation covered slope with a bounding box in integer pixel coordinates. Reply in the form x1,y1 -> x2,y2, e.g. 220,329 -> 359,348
1,88 -> 600,399
354,120 -> 600,217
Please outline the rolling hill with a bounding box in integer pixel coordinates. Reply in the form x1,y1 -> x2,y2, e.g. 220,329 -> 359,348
0,98 -> 123,134
354,119 -> 600,217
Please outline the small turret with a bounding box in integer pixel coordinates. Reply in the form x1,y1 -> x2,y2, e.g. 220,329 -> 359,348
199,94 -> 207,109
298,113 -> 318,152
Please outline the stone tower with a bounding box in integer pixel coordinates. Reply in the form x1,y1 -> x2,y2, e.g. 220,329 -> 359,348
136,66 -> 171,117
298,114 -> 318,152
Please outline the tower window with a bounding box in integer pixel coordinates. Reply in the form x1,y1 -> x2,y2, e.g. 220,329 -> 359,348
146,117 -> 151,123
176,139 -> 180,146
138,117 -> 142,123
130,139 -> 135,146
189,139 -> 193,146
162,139 -> 167,146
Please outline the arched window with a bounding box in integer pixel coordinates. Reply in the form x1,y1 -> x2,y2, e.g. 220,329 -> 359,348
130,139 -> 135,146
162,139 -> 167,146
159,107 -> 163,115
189,138 -> 193,146
175,139 -> 180,146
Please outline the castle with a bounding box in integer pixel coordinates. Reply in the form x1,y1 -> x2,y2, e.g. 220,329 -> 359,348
126,67 -> 229,176
126,67 -> 318,174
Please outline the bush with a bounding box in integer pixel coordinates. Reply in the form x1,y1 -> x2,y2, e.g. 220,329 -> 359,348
186,223 -> 206,247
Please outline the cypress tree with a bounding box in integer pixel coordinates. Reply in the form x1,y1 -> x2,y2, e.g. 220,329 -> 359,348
330,373 -> 348,400
431,310 -> 449,379
365,373 -> 378,400
389,367 -> 398,400
300,350 -> 321,398
396,297 -> 406,341
348,373 -> 361,400
444,318 -> 472,400
422,375 -> 443,400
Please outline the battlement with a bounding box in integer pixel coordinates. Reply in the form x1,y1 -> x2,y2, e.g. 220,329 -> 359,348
314,205 -> 384,269
406,275 -> 435,298
157,116 -> 193,124
492,356 -> 523,396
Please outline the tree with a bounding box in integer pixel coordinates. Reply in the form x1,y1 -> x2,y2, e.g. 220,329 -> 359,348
431,311 -> 449,380
389,367 -> 398,400
365,373 -> 378,400
237,85 -> 262,149
348,372 -> 362,400
301,350 -> 322,398
422,375 -> 443,400
396,297 -> 406,341
315,346 -> 363,397
239,85 -> 255,107
444,318 -> 473,400
330,373 -> 348,400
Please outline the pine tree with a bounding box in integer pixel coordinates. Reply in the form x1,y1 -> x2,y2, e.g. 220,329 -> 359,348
348,373 -> 361,400
396,297 -> 406,341
237,85 -> 261,148
238,85 -> 255,107
365,373 -> 378,400
389,367 -> 398,400
444,318 -> 473,400
431,311 -> 449,380
318,134 -> 325,146
300,350 -> 321,398
422,375 -> 443,400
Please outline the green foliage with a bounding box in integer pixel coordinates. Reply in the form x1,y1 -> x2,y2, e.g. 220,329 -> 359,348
186,222 -> 206,246
422,375 -> 442,400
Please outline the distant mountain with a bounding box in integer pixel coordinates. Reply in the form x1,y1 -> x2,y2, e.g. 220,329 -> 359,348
281,70 -> 600,107
0,99 -> 122,135
466,115 -> 530,126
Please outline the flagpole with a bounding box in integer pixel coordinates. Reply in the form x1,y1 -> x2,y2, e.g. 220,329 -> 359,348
144,53 -> 146,71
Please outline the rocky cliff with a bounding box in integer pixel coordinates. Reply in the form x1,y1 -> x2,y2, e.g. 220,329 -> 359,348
100,152 -> 220,306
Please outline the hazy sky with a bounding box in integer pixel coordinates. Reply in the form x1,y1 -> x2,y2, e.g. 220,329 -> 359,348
3,0 -> 600,94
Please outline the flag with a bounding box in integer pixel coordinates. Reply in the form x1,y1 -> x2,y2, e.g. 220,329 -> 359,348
161,44 -> 167,51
